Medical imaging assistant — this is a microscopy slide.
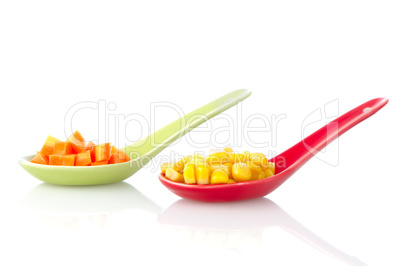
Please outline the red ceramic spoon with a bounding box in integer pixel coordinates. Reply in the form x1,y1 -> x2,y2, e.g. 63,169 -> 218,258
159,98 -> 388,202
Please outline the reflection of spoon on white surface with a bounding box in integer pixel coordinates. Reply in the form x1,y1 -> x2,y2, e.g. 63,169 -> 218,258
19,182 -> 162,216
18,182 -> 163,233
158,198 -> 367,266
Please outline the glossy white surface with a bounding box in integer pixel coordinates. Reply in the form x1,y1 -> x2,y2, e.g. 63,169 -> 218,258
1,1 -> 401,265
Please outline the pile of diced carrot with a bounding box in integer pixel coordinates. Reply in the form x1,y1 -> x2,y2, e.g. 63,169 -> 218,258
30,130 -> 130,166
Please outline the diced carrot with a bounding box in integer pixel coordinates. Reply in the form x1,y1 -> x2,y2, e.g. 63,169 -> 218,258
31,152 -> 49,165
85,141 -> 95,150
91,160 -> 108,166
49,155 -> 63,165
53,141 -> 74,155
67,130 -> 86,154
32,132 -> 128,167
117,148 -> 130,161
42,154 -> 49,162
75,151 -> 92,166
40,135 -> 61,156
85,141 -> 96,162
95,143 -> 112,162
121,149 -> 130,161
111,145 -> 118,154
108,153 -> 119,164
108,149 -> 130,164
62,154 -> 76,166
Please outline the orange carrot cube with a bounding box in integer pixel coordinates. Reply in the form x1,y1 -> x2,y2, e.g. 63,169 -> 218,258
75,151 -> 91,166
62,154 -> 76,166
95,143 -> 112,162
121,149 -> 130,161
67,130 -> 86,154
91,160 -> 108,166
85,141 -> 96,162
85,141 -> 95,150
108,153 -> 119,164
40,135 -> 61,156
31,152 -> 49,165
111,145 -> 118,154
49,155 -> 63,165
117,147 -> 130,161
53,141 -> 74,155
108,149 -> 130,164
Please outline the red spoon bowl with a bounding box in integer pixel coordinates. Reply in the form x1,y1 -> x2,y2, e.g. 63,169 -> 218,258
159,168 -> 296,202
159,98 -> 389,202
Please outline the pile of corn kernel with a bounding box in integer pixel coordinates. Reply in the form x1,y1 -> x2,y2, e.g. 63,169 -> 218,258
161,147 -> 275,184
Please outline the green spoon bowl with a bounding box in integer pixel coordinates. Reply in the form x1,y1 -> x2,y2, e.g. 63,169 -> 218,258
19,155 -> 137,185
19,89 -> 252,186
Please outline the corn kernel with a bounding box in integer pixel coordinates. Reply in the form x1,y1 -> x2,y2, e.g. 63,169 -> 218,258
190,154 -> 208,166
160,162 -> 170,173
207,152 -> 230,165
180,155 -> 193,165
196,164 -> 210,184
249,153 -> 268,166
246,161 -> 263,180
183,163 -> 196,184
264,168 -> 274,178
243,151 -> 250,162
227,179 -> 236,184
261,161 -> 275,174
160,161 -> 183,174
229,153 -> 245,164
165,168 -> 184,183
224,163 -> 233,178
211,169 -> 229,184
209,164 -> 230,176
223,147 -> 233,153
258,171 -> 266,180
232,163 -> 252,182
191,159 -> 207,168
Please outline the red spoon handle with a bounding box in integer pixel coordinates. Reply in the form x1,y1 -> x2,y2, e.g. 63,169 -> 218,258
273,98 -> 389,173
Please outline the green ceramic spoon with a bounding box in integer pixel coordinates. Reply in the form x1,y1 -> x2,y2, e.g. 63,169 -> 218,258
19,89 -> 251,186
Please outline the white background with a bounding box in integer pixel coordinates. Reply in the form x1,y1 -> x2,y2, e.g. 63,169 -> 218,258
0,1 -> 401,265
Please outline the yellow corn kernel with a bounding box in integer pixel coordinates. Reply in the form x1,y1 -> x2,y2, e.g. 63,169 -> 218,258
227,179 -> 236,184
208,164 -> 230,176
224,163 -> 233,178
229,153 -> 245,164
207,164 -> 214,175
246,161 -> 263,180
183,163 -> 196,184
160,161 -> 183,174
223,147 -> 234,153
257,171 -> 266,180
160,162 -> 171,173
190,154 -> 208,166
191,159 -> 207,168
207,152 -> 230,165
261,161 -> 275,175
264,168 -> 274,178
196,164 -> 210,184
250,153 -> 268,166
232,163 -> 252,182
176,160 -> 185,171
180,155 -> 193,165
211,169 -> 229,184
165,168 -> 184,183
243,151 -> 250,162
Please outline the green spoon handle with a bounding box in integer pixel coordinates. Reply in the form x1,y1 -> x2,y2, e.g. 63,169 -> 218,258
124,89 -> 252,161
